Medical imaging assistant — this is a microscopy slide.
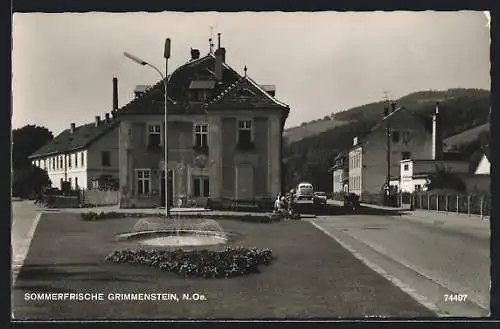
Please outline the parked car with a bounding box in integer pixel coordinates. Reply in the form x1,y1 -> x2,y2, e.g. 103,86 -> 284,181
296,182 -> 314,200
313,191 -> 328,205
343,193 -> 360,211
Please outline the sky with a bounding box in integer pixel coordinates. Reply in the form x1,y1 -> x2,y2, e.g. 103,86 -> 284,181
12,11 -> 490,135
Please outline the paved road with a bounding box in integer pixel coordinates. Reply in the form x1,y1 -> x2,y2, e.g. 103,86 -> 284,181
310,204 -> 491,317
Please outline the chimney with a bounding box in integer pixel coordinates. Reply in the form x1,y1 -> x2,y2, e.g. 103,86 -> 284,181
214,48 -> 223,80
105,113 -> 110,123
70,123 -> 76,133
353,136 -> 358,146
432,102 -> 443,160
95,116 -> 101,127
190,48 -> 200,60
113,77 -> 118,111
217,33 -> 221,49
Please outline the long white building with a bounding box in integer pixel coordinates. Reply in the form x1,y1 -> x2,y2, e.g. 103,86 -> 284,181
29,114 -> 119,190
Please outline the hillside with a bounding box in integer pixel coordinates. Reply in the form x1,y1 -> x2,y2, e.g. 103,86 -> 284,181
283,117 -> 351,144
284,88 -> 489,145
443,123 -> 489,150
282,88 -> 490,192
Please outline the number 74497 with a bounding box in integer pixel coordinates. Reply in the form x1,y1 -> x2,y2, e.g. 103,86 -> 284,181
444,294 -> 468,302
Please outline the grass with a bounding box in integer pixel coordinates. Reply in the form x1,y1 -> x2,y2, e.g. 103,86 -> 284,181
12,212 -> 434,320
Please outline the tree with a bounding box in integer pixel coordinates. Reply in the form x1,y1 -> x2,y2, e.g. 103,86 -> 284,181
425,166 -> 466,192
12,125 -> 54,170
12,165 -> 51,198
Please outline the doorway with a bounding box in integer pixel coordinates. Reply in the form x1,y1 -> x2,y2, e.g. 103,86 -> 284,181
160,170 -> 173,207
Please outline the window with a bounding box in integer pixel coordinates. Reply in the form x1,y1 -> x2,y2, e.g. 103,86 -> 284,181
74,154 -> 78,168
81,152 -> 85,167
68,155 -> 72,168
59,156 -> 63,169
237,120 -> 253,147
193,176 -> 210,197
75,177 -> 79,189
136,169 -> 151,195
404,164 -> 409,171
60,178 -> 63,189
392,130 -> 400,143
69,177 -> 72,187
148,124 -> 162,148
42,159 -> 47,170
52,158 -> 55,170
101,151 -> 111,167
402,131 -> 411,143
415,184 -> 422,191
194,123 -> 208,148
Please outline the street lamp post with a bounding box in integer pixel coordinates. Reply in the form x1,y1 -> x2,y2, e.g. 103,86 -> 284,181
124,38 -> 170,218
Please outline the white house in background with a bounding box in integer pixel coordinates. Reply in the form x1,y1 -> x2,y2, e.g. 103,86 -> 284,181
398,158 -> 470,193
29,78 -> 121,190
29,115 -> 119,190
474,148 -> 490,174
330,151 -> 349,194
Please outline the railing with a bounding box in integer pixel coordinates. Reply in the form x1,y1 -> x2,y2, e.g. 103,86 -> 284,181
400,192 -> 491,217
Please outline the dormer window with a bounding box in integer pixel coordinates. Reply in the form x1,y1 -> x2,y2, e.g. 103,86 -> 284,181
134,85 -> 151,99
189,80 -> 215,103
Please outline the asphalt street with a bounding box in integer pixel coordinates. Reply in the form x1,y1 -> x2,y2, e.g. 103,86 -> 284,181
311,202 -> 491,317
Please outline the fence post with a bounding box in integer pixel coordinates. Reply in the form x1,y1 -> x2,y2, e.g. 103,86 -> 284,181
427,193 -> 430,211
445,194 -> 448,213
456,195 -> 459,214
436,194 -> 439,212
480,196 -> 484,219
467,195 -> 471,216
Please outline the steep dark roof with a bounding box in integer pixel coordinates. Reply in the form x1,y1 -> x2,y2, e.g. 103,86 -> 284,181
29,120 -> 118,158
117,52 -> 289,116
205,75 -> 289,110
351,106 -> 433,151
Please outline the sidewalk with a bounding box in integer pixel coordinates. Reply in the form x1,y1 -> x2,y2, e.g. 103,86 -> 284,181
329,199 -> 489,221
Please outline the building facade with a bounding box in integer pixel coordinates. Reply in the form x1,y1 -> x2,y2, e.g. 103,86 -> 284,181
399,159 -> 470,193
331,152 -> 348,194
116,44 -> 290,208
29,114 -> 119,190
348,103 -> 438,202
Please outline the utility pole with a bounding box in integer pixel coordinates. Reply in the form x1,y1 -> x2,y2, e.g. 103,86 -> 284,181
383,91 -> 391,205
385,112 -> 391,205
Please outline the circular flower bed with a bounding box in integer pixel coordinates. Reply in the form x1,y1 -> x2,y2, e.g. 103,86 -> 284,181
105,247 -> 274,278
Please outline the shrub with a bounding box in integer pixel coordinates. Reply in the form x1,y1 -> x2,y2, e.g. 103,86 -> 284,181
105,247 -> 274,278
80,212 -> 274,223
